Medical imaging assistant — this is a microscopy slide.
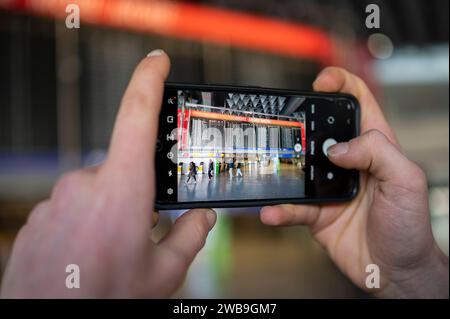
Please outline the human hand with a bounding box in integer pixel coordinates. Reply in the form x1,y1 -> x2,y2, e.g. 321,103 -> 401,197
260,67 -> 449,298
0,50 -> 216,298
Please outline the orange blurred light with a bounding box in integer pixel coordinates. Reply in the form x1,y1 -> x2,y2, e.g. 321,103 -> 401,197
0,0 -> 336,65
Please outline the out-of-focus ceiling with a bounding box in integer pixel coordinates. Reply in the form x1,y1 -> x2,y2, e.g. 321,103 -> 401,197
195,0 -> 449,45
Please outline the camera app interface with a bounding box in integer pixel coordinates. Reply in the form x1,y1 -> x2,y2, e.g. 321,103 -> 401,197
167,90 -> 307,202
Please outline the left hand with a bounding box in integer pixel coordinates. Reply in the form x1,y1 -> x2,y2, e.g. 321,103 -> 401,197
1,50 -> 216,298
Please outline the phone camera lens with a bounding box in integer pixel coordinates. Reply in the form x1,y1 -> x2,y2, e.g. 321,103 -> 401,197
327,116 -> 335,125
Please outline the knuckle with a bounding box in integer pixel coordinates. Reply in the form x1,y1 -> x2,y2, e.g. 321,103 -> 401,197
352,73 -> 366,86
33,199 -> 50,212
52,171 -> 85,199
365,129 -> 387,145
168,253 -> 190,277
175,212 -> 211,250
122,90 -> 151,113
350,72 -> 370,92
122,74 -> 162,115
190,216 -> 209,249
26,200 -> 50,224
157,245 -> 190,276
408,163 -> 428,190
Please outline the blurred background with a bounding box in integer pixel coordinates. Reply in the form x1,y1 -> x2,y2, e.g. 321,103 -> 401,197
0,0 -> 448,298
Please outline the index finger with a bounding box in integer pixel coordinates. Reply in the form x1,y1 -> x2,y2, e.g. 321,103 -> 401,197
313,66 -> 398,146
102,50 -> 170,192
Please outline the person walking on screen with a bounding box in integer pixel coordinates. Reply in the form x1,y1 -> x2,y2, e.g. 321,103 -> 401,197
222,160 -> 226,175
208,159 -> 214,180
228,159 -> 234,179
236,161 -> 243,177
186,161 -> 197,184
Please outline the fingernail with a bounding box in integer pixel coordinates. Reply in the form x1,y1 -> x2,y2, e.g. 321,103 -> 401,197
147,49 -> 165,57
327,142 -> 349,156
313,69 -> 327,84
205,209 -> 217,229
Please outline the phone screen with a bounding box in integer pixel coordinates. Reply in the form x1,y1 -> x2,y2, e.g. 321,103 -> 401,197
156,84 -> 359,209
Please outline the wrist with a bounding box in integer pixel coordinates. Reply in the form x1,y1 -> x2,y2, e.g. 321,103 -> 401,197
377,243 -> 449,299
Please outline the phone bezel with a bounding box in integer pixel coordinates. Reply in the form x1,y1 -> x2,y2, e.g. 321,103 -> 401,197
155,83 -> 360,210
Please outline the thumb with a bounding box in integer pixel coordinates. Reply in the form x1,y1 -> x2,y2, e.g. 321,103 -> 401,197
147,209 -> 216,297
155,209 -> 216,284
327,129 -> 426,185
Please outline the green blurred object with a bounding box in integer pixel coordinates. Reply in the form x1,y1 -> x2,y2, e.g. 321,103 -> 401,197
208,212 -> 233,296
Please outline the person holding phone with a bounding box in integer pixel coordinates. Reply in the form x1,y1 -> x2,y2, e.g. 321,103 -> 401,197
1,50 -> 448,298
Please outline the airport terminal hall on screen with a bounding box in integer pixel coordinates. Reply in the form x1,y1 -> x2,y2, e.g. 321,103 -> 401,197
176,90 -> 306,202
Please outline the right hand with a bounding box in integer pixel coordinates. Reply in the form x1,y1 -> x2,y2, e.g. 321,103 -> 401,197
260,67 -> 449,298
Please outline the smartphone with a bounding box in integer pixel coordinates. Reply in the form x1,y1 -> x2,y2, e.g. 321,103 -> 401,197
155,83 -> 360,210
